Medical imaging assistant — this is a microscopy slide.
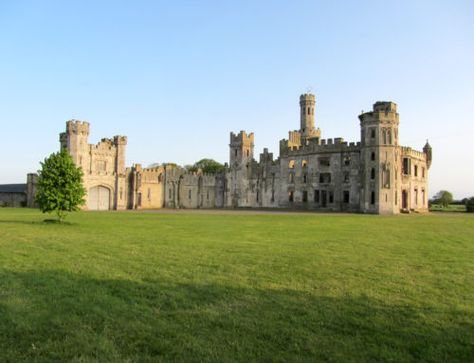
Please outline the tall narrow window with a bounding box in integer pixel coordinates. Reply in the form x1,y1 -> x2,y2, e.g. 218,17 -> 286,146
371,129 -> 376,138
314,190 -> 320,203
246,150 -> 249,157
188,189 -> 192,200
371,152 -> 375,161
343,191 -> 350,203
414,165 -> 418,177
371,191 -> 375,205
303,174 -> 307,183
302,191 -> 308,202
289,191 -> 294,203
371,168 -> 375,180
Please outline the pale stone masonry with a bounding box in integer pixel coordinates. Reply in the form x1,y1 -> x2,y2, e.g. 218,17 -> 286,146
30,93 -> 431,214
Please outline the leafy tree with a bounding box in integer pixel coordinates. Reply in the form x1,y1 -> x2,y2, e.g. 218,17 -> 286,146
433,190 -> 453,208
465,197 -> 474,213
35,150 -> 86,222
188,159 -> 225,174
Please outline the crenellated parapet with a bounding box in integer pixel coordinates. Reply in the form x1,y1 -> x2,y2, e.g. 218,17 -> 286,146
280,137 -> 361,157
230,130 -> 254,146
66,120 -> 90,135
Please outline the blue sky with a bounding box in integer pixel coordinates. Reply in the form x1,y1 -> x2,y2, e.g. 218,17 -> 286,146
1,1 -> 473,198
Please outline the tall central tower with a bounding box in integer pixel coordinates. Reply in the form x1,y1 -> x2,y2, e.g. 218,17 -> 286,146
299,93 -> 321,143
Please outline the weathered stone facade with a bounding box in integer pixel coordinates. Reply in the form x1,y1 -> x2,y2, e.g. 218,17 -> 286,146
53,93 -> 431,214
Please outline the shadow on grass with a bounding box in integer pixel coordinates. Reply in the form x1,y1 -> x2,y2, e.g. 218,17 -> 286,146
0,270 -> 472,362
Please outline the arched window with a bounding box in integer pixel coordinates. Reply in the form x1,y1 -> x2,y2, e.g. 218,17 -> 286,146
307,108 -> 310,115
371,168 -> 375,180
383,129 -> 387,144
288,160 -> 295,169
387,129 -> 392,144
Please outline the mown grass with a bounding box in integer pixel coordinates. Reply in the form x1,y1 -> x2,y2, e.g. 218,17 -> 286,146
0,208 -> 473,362
429,204 -> 467,213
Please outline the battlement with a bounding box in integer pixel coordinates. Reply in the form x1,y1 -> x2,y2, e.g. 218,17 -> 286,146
259,148 -> 274,163
66,120 -> 90,134
280,136 -> 361,157
114,135 -> 128,145
230,130 -> 254,145
299,93 -> 316,102
373,101 -> 397,113
401,146 -> 426,160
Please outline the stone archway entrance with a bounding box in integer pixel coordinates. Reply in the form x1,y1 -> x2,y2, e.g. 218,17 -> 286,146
88,186 -> 110,210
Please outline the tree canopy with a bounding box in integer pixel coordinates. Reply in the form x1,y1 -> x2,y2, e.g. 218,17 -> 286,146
187,159 -> 225,174
465,197 -> 474,213
35,149 -> 86,222
432,190 -> 453,208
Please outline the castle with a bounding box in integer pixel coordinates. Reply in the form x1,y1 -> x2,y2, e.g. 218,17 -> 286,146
53,93 -> 431,214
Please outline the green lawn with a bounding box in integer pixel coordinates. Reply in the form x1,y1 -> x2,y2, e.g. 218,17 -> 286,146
0,208 -> 473,362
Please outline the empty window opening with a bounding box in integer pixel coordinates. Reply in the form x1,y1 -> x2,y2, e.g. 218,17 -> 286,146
188,190 -> 192,200
414,188 -> 418,205
371,129 -> 376,138
422,167 -> 425,178
414,165 -> 418,177
319,158 -> 330,167
371,191 -> 375,205
422,189 -> 425,205
403,158 -> 411,175
344,172 -> 349,183
314,190 -> 320,203
147,188 -> 151,201
329,191 -> 334,204
207,190 -> 209,200
235,149 -> 238,157
395,191 -> 398,205
303,173 -> 307,183
371,152 -> 375,161
169,189 -> 172,199
302,191 -> 308,202
289,191 -> 294,203
256,190 -> 259,202
371,168 -> 375,180
246,150 -> 249,157
344,156 -> 351,166
307,107 -> 310,115
319,173 -> 331,183
289,160 -> 295,169
343,191 -> 350,204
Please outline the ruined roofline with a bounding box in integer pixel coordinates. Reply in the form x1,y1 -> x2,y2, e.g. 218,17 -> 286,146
401,146 -> 428,159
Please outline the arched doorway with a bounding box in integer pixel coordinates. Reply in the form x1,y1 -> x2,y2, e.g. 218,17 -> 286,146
88,186 -> 110,210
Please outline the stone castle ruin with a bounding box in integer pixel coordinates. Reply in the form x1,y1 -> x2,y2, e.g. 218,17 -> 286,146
2,93 -> 431,214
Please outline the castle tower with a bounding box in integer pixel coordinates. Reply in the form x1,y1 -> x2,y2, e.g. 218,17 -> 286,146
228,131 -> 255,207
359,102 -> 400,214
299,93 -> 321,143
59,120 -> 90,169
423,141 -> 432,169
229,131 -> 254,167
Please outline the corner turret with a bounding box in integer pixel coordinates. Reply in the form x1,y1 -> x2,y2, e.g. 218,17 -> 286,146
423,140 -> 432,169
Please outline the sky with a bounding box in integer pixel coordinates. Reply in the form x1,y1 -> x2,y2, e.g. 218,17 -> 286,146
0,0 -> 473,198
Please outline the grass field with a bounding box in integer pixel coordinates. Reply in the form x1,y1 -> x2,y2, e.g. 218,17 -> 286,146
0,208 -> 473,362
